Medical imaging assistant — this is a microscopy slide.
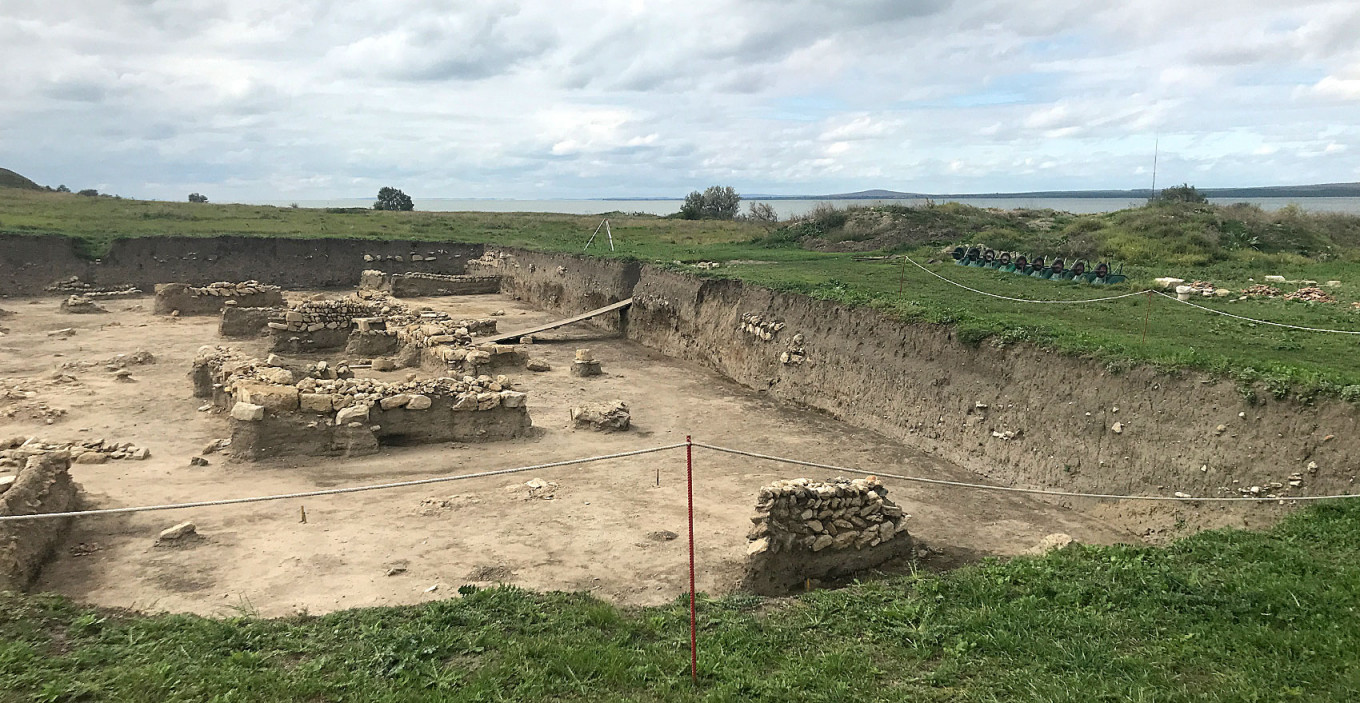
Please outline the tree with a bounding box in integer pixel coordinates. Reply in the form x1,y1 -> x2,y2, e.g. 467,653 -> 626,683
1155,183 -> 1207,204
188,192 -> 208,203
679,185 -> 741,219
745,201 -> 778,223
56,184 -> 70,193
373,187 -> 414,211
76,188 -> 99,197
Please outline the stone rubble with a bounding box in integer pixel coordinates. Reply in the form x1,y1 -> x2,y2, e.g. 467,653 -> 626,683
739,312 -> 784,342
0,436 -> 150,466
746,476 -> 909,555
189,281 -> 281,298
59,295 -> 108,314
570,400 -> 630,431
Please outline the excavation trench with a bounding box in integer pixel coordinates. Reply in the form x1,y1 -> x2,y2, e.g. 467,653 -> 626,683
0,235 -> 1355,614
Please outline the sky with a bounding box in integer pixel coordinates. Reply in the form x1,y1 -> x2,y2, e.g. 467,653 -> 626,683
1,0 -> 1358,201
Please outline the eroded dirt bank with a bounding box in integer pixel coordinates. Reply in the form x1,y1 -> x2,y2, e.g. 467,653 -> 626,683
0,235 -> 484,296
492,249 -> 1358,534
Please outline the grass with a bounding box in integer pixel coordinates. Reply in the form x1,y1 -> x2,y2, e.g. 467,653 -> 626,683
4,501 -> 1360,701
4,188 -> 1360,399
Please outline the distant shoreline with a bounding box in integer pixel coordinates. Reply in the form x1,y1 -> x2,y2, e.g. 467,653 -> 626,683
605,183 -> 1360,201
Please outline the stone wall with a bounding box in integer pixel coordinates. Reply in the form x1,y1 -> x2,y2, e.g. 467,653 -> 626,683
359,270 -> 502,297
0,452 -> 79,591
742,477 -> 912,594
154,281 -> 284,315
191,347 -> 531,460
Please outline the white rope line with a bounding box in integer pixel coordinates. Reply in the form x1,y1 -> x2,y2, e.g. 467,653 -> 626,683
901,254 -> 1149,304
0,443 -> 689,522
903,254 -> 1360,335
692,442 -> 1360,503
1152,291 -> 1360,335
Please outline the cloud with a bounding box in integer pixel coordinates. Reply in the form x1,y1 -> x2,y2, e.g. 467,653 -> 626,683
0,0 -> 1356,199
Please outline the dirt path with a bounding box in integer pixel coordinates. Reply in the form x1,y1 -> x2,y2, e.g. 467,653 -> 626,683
0,293 -> 1131,617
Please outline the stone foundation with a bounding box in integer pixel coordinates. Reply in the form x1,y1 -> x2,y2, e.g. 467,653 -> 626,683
154,281 -> 284,315
742,477 -> 912,595
0,452 -> 79,591
359,270 -> 502,297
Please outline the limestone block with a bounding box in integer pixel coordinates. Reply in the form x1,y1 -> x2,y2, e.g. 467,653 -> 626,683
406,394 -> 432,411
499,391 -> 527,408
380,394 -> 412,410
299,393 -> 334,413
336,404 -> 369,424
230,402 -> 266,422
570,360 -> 602,377
158,522 -> 197,542
570,400 -> 630,431
235,381 -> 299,412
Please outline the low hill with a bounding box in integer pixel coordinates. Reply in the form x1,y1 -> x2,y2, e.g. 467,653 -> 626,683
0,168 -> 41,190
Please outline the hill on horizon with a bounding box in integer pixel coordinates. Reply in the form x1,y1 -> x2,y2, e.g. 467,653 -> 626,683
0,167 -> 42,191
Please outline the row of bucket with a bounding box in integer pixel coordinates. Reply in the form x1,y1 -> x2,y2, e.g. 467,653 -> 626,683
950,246 -> 1128,285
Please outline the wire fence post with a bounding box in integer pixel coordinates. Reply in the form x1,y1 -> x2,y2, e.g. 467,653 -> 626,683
686,434 -> 698,684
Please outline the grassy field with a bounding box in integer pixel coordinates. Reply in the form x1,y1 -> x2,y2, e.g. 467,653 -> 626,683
4,187 -> 1360,399
4,501 -> 1359,701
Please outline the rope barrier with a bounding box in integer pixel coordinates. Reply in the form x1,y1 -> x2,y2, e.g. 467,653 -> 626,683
692,442 -> 1360,503
900,254 -> 1360,335
1152,290 -> 1360,335
0,443 -> 690,522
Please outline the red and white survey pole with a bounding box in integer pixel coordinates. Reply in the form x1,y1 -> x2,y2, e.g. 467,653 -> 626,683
686,435 -> 698,684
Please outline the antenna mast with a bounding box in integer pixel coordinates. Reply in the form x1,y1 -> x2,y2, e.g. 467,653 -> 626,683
1150,138 -> 1159,200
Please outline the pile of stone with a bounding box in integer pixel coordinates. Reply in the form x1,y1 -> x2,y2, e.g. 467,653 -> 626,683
0,437 -> 150,467
1284,286 -> 1336,303
466,251 -> 514,272
45,277 -> 141,298
740,312 -> 784,341
189,281 -> 281,298
1240,284 -> 1282,298
780,333 -> 807,366
742,476 -> 912,595
748,477 -> 907,555
570,349 -> 602,377
361,251 -> 446,263
571,400 -> 629,430
59,295 -> 107,314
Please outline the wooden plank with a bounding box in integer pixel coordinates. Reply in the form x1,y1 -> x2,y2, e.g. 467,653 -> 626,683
480,298 -> 633,344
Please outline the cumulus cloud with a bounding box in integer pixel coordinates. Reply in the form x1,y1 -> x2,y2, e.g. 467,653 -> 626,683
0,0 -> 1356,199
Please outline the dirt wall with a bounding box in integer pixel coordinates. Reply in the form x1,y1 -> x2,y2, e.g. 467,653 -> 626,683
486,250 -> 1359,531
0,452 -> 79,591
0,235 -> 485,296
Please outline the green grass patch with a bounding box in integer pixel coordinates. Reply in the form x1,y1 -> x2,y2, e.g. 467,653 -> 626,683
4,502 -> 1360,700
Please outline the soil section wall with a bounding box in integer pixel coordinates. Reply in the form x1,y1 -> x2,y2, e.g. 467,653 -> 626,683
0,235 -> 485,296
490,251 -> 1358,528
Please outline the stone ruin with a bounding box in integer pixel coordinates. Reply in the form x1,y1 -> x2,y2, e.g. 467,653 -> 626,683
45,276 -> 142,300
0,451 -> 79,591
255,294 -> 522,374
59,295 -> 107,314
359,270 -> 502,298
1,437 -> 151,467
743,476 -> 912,595
154,281 -> 285,316
192,346 -> 531,460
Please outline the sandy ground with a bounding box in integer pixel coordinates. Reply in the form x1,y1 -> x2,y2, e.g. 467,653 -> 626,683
0,292 -> 1132,617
